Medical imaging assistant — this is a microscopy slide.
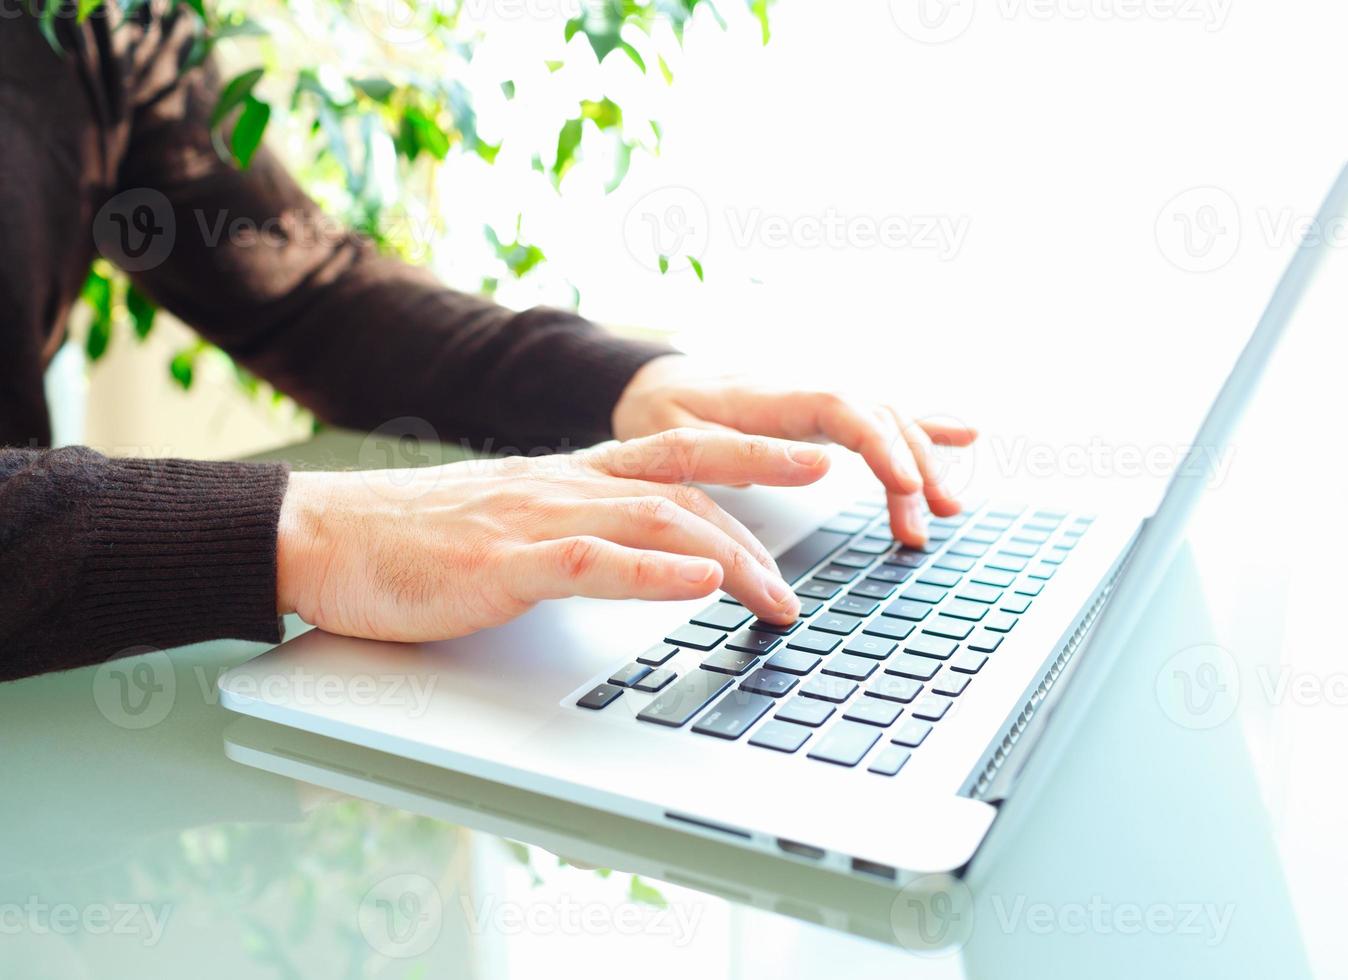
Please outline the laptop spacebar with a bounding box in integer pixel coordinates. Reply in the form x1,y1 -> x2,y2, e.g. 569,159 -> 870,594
775,530 -> 852,584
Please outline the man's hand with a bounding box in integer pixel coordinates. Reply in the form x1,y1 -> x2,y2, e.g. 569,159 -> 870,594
612,355 -> 978,547
276,429 -> 830,642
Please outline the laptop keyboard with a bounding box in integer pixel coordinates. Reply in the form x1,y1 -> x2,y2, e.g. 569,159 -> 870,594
575,499 -> 1093,777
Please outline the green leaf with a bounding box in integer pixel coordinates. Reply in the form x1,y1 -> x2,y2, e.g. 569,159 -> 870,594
77,0 -> 105,23
687,255 -> 704,281
545,60 -> 565,73
81,269 -> 114,361
177,0 -> 206,21
404,106 -> 450,160
351,77 -> 397,104
617,40 -> 646,74
605,140 -> 632,194
580,97 -> 622,130
500,80 -> 516,100
211,67 -> 265,128
551,117 -> 583,187
169,350 -> 195,389
628,876 -> 668,909
657,54 -> 673,85
126,284 -> 157,340
484,220 -> 546,279
37,3 -> 60,52
751,0 -> 772,44
657,254 -> 669,274
476,141 -> 501,165
229,95 -> 271,169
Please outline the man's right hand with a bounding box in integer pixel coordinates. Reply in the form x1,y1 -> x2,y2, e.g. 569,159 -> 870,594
276,429 -> 833,643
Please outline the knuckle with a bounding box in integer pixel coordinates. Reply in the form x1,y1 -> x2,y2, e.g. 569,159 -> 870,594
633,495 -> 678,532
726,545 -> 755,578
672,484 -> 714,517
632,551 -> 664,589
557,536 -> 601,580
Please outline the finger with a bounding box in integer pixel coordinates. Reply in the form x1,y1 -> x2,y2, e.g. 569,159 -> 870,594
891,407 -> 964,518
576,476 -> 781,576
516,536 -> 724,603
918,418 -> 978,447
586,428 -> 831,488
543,496 -> 798,622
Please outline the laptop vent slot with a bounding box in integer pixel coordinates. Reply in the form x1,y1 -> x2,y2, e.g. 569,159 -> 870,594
664,811 -> 752,839
970,568 -> 1120,800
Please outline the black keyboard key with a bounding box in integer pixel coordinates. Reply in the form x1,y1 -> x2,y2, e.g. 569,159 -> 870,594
867,745 -> 912,776
701,648 -> 761,675
692,690 -> 773,739
799,675 -> 858,703
960,528 -> 1000,545
933,553 -> 977,573
776,529 -> 851,583
972,568 -> 1015,588
984,612 -> 1019,633
831,595 -> 879,618
812,613 -> 863,636
1000,595 -> 1032,614
951,651 -> 989,674
820,514 -> 869,535
633,668 -> 676,693
931,673 -> 970,697
691,603 -> 752,631
795,598 -> 825,617
577,683 -> 623,710
749,719 -> 812,753
851,579 -> 897,601
941,598 -> 988,621
786,629 -> 843,655
637,671 -> 731,726
868,675 -> 923,702
882,598 -> 931,621
665,624 -> 725,650
764,648 -> 821,675
958,583 -> 1003,604
986,554 -> 1028,572
949,541 -> 988,558
775,695 -> 835,726
844,697 -> 902,727
911,695 -> 953,721
822,653 -> 878,681
807,721 -> 882,767
739,667 -> 799,698
863,617 -> 914,641
967,630 -> 1004,653
917,568 -> 963,589
904,635 -> 958,660
891,719 -> 933,747
609,662 -> 652,687
796,579 -> 842,600
637,643 -> 679,666
901,584 -> 947,604
814,564 -> 860,584
725,628 -> 783,655
886,548 -> 928,569
749,616 -> 803,635
865,564 -> 912,584
844,635 -> 898,659
848,537 -> 890,555
922,616 -> 974,640
831,550 -> 876,569
886,654 -> 941,681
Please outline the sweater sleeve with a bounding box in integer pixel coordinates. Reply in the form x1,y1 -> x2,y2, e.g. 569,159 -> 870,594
111,13 -> 675,453
0,448 -> 289,681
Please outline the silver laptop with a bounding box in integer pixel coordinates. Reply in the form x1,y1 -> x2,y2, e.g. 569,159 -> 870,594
219,163 -> 1348,883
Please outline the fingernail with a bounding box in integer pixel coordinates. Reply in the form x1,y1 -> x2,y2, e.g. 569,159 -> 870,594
680,559 -> 717,582
788,444 -> 825,466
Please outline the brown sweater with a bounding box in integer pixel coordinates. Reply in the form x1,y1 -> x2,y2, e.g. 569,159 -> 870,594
0,7 -> 673,680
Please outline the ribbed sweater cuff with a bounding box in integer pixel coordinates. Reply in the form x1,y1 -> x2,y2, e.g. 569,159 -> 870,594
80,457 -> 290,653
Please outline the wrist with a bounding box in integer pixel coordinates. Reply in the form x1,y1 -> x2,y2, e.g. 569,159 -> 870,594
276,471 -> 330,618
611,352 -> 691,440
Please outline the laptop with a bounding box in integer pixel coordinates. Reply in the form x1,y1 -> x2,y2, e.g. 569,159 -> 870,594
219,162 -> 1348,883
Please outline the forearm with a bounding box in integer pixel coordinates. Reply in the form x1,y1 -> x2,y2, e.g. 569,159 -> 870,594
0,448 -> 288,681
